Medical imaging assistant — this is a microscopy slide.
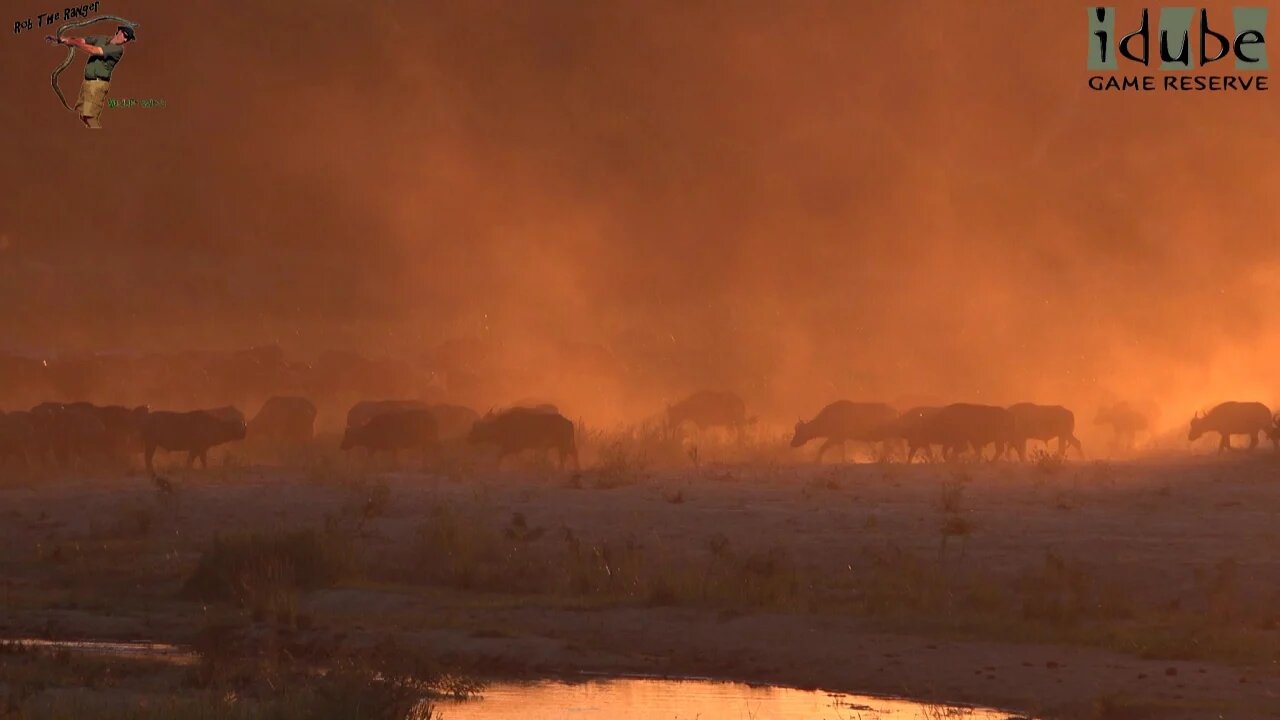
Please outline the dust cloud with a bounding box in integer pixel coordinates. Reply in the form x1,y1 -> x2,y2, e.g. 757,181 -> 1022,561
1,0 -> 1277,435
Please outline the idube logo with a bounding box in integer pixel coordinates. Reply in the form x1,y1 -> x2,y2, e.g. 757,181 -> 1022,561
1087,6 -> 1269,92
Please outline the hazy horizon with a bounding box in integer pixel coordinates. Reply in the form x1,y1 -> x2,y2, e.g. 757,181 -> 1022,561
3,0 -> 1278,429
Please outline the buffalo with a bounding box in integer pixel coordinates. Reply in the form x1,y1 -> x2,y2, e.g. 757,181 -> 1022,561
906,403 -> 1016,462
1094,401 -> 1150,454
28,402 -> 115,470
143,408 -> 247,473
1008,403 -> 1082,460
509,399 -> 560,414
340,408 -> 438,466
1188,401 -> 1275,452
346,400 -> 430,431
25,403 -> 63,467
75,403 -> 150,466
894,406 -> 943,462
427,403 -> 481,440
28,402 -> 70,467
0,411 -> 36,470
248,396 -> 317,446
790,401 -> 899,463
468,407 -> 578,470
666,391 -> 751,436
94,404 -> 151,445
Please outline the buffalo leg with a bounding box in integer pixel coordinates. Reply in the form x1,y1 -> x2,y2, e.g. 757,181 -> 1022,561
1218,433 -> 1232,453
815,439 -> 835,464
186,451 -> 197,468
145,443 -> 157,474
1247,431 -> 1259,450
557,445 -> 578,471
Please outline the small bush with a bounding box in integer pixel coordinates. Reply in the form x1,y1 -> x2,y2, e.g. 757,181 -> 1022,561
1090,692 -> 1157,720
1033,448 -> 1066,475
412,503 -> 518,591
1195,558 -> 1239,624
857,545 -> 950,616
1018,550 -> 1127,626
181,528 -> 355,611
938,479 -> 966,514
589,440 -> 649,488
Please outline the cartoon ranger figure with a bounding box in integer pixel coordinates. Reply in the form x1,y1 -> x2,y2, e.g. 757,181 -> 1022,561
45,24 -> 136,129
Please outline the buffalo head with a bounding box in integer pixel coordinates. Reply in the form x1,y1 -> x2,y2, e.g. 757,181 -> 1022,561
340,425 -> 360,450
789,419 -> 809,448
467,416 -> 496,445
1188,410 -> 1205,442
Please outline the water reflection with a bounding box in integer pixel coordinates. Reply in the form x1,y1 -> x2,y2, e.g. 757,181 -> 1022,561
437,677 -> 1028,720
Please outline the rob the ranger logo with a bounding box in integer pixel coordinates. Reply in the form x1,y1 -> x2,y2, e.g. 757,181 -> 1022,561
1087,6 -> 1270,92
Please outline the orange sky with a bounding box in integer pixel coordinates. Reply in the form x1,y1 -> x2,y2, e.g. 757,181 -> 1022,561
1,1 -> 1277,429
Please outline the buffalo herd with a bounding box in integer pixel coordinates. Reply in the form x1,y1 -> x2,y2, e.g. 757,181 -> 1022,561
0,398 -> 579,475
0,391 -> 1277,476
788,401 -> 1076,463
787,398 -> 1279,463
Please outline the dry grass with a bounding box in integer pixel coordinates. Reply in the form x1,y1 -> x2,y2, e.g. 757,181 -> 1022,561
938,477 -> 967,514
1032,448 -> 1067,475
181,528 -> 356,624
586,439 -> 650,489
402,502 -> 804,610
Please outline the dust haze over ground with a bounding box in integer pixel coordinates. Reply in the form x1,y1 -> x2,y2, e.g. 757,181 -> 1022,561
1,0 -> 1278,430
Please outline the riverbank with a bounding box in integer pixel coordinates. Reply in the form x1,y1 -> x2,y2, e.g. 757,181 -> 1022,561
2,453 -> 1278,718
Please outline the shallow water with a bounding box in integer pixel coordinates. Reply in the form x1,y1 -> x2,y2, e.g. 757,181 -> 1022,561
7,640 -> 1029,718
4,638 -> 198,664
435,677 -> 1027,720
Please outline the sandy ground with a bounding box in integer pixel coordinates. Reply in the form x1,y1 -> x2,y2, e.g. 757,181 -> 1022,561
1,450 -> 1279,719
